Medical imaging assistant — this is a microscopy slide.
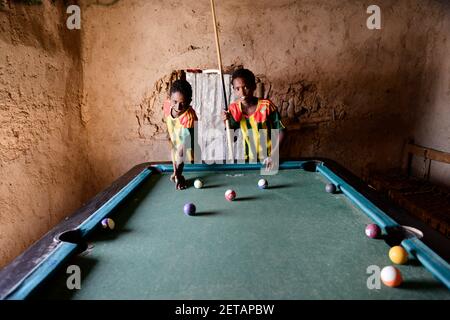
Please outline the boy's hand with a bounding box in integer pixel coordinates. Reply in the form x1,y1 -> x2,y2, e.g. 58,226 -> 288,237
222,111 -> 230,121
174,175 -> 187,190
263,157 -> 277,171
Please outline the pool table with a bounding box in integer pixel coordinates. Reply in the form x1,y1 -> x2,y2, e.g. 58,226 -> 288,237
0,160 -> 449,300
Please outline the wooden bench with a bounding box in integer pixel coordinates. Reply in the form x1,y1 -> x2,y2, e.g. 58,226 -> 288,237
368,141 -> 450,238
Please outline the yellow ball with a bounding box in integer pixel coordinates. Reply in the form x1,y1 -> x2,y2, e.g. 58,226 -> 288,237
389,246 -> 408,264
101,218 -> 115,230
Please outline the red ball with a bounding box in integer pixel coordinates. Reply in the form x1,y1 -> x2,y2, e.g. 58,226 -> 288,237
365,223 -> 381,239
225,189 -> 236,201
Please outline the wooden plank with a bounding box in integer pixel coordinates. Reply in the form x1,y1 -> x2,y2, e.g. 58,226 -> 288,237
401,140 -> 414,174
287,116 -> 333,130
407,143 -> 450,164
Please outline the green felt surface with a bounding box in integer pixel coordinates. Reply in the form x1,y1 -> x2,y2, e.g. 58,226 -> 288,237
32,169 -> 450,299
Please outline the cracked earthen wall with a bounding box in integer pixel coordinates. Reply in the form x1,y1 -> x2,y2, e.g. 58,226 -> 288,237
1,0 -> 449,268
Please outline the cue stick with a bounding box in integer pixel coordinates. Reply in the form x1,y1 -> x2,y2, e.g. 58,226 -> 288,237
210,0 -> 234,161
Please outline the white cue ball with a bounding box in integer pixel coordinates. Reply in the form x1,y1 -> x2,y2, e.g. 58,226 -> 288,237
194,179 -> 204,189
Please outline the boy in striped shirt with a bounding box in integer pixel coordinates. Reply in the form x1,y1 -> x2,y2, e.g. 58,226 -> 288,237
164,80 -> 198,190
222,69 -> 285,170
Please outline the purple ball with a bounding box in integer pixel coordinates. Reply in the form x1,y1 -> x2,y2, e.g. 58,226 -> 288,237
184,203 -> 196,216
365,224 -> 381,239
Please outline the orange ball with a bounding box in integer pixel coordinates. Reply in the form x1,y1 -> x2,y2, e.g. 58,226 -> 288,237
381,266 -> 403,287
389,246 -> 408,264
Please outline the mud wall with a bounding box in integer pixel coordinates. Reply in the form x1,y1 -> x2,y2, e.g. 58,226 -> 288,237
0,1 -> 89,267
80,0 -> 450,191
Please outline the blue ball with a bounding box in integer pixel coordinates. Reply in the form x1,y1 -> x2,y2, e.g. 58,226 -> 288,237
184,203 -> 196,216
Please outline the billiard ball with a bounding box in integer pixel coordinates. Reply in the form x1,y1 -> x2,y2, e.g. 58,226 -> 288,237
365,223 -> 381,239
194,179 -> 203,189
389,246 -> 408,264
258,178 -> 268,189
101,218 -> 115,230
225,189 -> 236,201
325,183 -> 337,194
183,203 -> 196,216
380,266 -> 403,287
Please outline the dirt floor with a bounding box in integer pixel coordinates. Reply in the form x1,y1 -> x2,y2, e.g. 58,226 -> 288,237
0,0 -> 449,268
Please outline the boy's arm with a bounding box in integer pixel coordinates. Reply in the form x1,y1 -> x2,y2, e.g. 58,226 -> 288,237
173,144 -> 184,174
270,128 -> 285,158
264,108 -> 286,170
173,126 -> 196,189
173,146 -> 186,190
173,162 -> 185,189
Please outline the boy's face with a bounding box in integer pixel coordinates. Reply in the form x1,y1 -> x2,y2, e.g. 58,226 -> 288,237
170,91 -> 190,116
233,77 -> 255,105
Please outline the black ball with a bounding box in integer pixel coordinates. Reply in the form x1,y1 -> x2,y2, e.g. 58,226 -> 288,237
325,183 -> 337,194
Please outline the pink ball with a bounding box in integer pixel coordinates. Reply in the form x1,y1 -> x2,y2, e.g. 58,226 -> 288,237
365,223 -> 381,239
225,189 -> 236,201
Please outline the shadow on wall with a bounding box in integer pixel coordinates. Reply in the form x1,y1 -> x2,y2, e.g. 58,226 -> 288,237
407,14 -> 450,188
281,46 -> 437,179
